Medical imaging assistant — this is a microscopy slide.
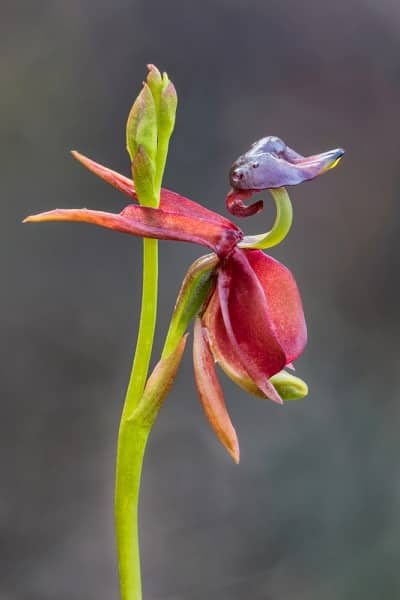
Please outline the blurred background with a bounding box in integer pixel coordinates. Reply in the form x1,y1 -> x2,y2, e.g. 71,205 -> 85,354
3,0 -> 400,598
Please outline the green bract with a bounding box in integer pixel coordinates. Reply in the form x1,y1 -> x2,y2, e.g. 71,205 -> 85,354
126,66 -> 177,208
126,83 -> 157,168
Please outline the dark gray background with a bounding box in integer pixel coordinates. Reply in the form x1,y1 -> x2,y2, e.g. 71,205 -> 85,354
3,1 -> 400,598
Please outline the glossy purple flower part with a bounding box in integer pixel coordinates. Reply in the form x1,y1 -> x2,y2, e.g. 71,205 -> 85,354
227,136 -> 344,216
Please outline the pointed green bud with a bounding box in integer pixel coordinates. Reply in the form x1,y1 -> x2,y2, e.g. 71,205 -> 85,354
126,66 -> 178,205
269,370 -> 309,400
126,83 -> 157,166
146,64 -> 163,115
131,145 -> 156,206
159,79 -> 177,139
152,75 -> 178,193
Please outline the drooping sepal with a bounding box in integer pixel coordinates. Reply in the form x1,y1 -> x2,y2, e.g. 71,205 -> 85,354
193,318 -> 240,463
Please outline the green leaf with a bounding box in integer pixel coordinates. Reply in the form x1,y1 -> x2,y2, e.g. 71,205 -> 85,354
126,83 -> 157,165
159,79 -> 177,140
146,64 -> 163,117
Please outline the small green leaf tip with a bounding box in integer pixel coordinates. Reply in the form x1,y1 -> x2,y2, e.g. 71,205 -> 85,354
146,64 -> 163,113
269,370 -> 308,400
126,83 -> 157,165
159,80 -> 177,139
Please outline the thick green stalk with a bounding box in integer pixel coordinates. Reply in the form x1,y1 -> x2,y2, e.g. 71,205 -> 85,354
115,237 -> 158,600
123,239 -> 159,418
115,69 -> 177,600
115,421 -> 148,600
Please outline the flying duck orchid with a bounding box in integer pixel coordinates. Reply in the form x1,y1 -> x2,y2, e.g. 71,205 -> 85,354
24,64 -> 344,600
24,138 -> 343,461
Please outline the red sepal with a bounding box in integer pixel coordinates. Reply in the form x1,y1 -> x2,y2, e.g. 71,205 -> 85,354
193,318 -> 240,463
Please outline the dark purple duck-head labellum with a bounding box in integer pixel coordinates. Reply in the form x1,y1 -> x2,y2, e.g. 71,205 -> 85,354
229,135 -> 344,192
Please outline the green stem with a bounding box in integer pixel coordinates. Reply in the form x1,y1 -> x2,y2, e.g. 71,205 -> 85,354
114,67 -> 177,600
154,133 -> 169,195
124,238 -> 159,417
239,186 -> 293,250
115,237 -> 158,600
114,248 -> 217,600
115,422 -> 148,600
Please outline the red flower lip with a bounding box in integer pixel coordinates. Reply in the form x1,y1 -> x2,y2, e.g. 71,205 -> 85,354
199,247 -> 306,403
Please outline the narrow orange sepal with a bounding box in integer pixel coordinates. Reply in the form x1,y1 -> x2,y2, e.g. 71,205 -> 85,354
193,317 -> 240,464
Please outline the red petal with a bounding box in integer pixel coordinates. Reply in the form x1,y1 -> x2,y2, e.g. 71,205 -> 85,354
193,318 -> 240,463
217,248 -> 285,403
24,206 -> 241,257
203,290 -> 263,398
244,249 -> 307,363
72,151 -> 237,230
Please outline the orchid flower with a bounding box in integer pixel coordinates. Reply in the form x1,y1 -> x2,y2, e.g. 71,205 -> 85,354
25,139 -> 343,462
24,64 -> 344,600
